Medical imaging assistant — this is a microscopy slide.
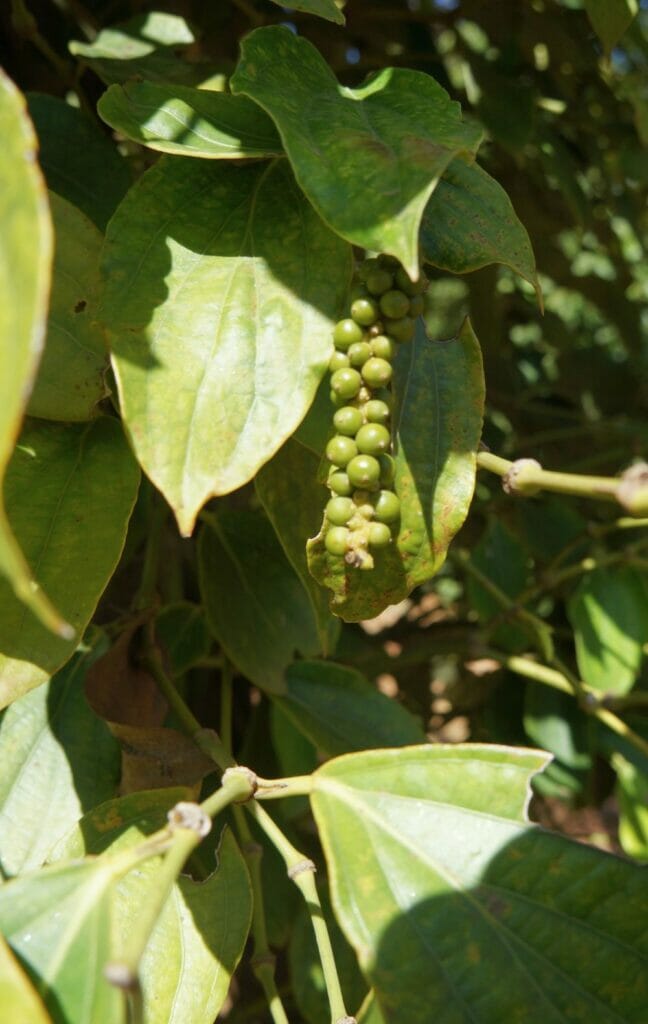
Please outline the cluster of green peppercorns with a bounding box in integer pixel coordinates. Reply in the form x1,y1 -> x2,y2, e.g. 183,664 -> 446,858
323,254 -> 428,569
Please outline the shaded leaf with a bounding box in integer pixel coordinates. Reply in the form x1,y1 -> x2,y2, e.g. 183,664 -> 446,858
524,683 -> 592,771
0,418 -> 140,708
231,27 -> 482,277
101,156 -> 351,535
585,0 -> 638,54
568,566 -> 646,695
311,744 -> 648,1023
198,510 -> 321,694
156,602 -> 212,676
0,638 -> 119,878
308,319 -> 484,621
293,375 -> 332,456
26,93 -> 131,231
467,518 -> 530,651
422,158 -> 541,303
267,0 -> 345,25
613,753 -> 648,862
28,192 -> 109,422
0,934 -> 52,1024
276,660 -> 425,756
98,81 -> 283,158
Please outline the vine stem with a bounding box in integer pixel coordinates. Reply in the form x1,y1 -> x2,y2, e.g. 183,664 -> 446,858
11,0 -> 92,112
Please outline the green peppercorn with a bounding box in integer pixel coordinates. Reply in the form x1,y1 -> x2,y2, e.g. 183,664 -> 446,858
374,489 -> 401,522
329,389 -> 346,408
362,357 -> 393,387
378,254 -> 400,270
326,496 -> 354,526
350,297 -> 380,326
326,434 -> 358,467
325,526 -> 350,556
364,399 -> 391,424
395,267 -> 428,296
333,318 -> 364,351
347,454 -> 381,489
408,294 -> 425,318
365,269 -> 393,296
329,350 -> 350,372
333,406 -> 364,436
378,453 -> 395,487
330,367 -> 362,400
379,289 -> 410,320
328,470 -> 353,496
355,422 -> 391,455
358,257 -> 381,280
347,341 -> 372,367
370,334 -> 395,360
368,521 -> 392,548
384,316 -> 415,343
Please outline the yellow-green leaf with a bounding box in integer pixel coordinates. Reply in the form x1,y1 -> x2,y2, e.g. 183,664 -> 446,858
0,934 -> 53,1024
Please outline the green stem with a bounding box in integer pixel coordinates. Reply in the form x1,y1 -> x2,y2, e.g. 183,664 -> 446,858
220,658 -> 234,755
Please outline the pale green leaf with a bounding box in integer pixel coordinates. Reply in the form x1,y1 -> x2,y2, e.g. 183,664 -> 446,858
585,0 -> 638,54
267,0 -> 345,24
0,418 -> 140,709
231,27 -> 483,277
311,744 -> 648,1023
28,193 -> 109,422
613,753 -> 648,862
198,510 -> 321,694
0,935 -> 52,1024
101,157 -> 351,535
308,319 -> 485,621
98,81 -> 283,158
568,567 -> 646,695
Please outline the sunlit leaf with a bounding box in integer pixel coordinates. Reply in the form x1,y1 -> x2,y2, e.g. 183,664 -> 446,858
267,0 -> 345,25
0,934 -> 52,1024
613,753 -> 648,862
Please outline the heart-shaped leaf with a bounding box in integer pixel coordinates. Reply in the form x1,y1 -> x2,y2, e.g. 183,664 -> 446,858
0,418 -> 140,708
311,744 -> 648,1023
98,81 -> 283,159
307,319 -> 485,621
231,27 -> 483,277
28,193 -> 109,422
101,156 -> 351,535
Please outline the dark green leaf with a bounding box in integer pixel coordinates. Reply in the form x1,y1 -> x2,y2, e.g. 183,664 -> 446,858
293,376 -> 332,456
98,81 -> 282,159
26,93 -> 131,232
155,602 -> 212,676
524,683 -> 592,771
467,518 -> 530,651
28,193 -> 109,422
101,157 -> 351,535
312,745 -> 648,1023
0,418 -> 140,708
585,0 -> 638,54
308,319 -> 484,621
198,510 -> 321,694
267,0 -> 345,25
276,660 -> 425,756
231,27 -> 482,277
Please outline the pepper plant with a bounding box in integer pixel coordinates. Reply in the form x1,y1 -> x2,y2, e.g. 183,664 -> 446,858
1,1 -> 648,1022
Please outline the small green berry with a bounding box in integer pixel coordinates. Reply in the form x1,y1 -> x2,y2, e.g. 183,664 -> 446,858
333,318 -> 364,351
374,489 -> 401,522
378,453 -> 395,486
358,257 -> 381,280
384,316 -> 415,343
368,521 -> 392,549
378,254 -> 400,270
351,297 -> 380,326
333,406 -> 363,436
347,341 -> 372,367
326,434 -> 358,467
362,357 -> 393,387
329,350 -> 350,372
364,399 -> 391,424
365,269 -> 393,295
395,267 -> 428,295
370,334 -> 395,360
328,470 -> 352,496
330,367 -> 362,400
355,422 -> 391,455
347,454 -> 381,489
380,289 -> 410,319
325,526 -> 350,556
326,496 -> 354,526
329,389 -> 346,408
408,294 -> 425,317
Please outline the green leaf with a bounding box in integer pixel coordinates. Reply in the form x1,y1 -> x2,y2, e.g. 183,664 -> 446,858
311,744 -> 648,1023
98,81 -> 283,159
70,12 -> 222,87
101,157 -> 351,536
256,439 -> 339,654
276,660 -> 425,756
308,319 -> 484,621
613,753 -> 648,862
26,93 -> 131,232
155,602 -> 212,676
231,27 -> 483,277
198,510 -> 321,694
28,193 -> 109,422
267,0 -> 345,25
467,518 -> 530,651
0,71 -> 66,638
0,934 -> 52,1024
422,158 -> 541,304
568,567 -> 646,695
0,418 -> 140,708
0,859 -> 126,1024
585,0 -> 638,54
293,375 -> 332,456
0,639 -> 119,877
523,683 -> 592,771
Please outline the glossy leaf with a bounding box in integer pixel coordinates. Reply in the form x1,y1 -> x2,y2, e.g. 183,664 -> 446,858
199,510 -> 321,694
267,0 -> 345,24
308,319 -> 484,621
101,156 -> 351,535
98,81 -> 283,158
0,71 -> 64,637
28,193 -> 109,421
0,859 -> 126,1024
0,418 -> 140,709
276,660 -> 425,756
613,753 -> 648,862
585,0 -> 638,54
256,439 -> 338,653
0,935 -> 52,1024
231,27 -> 483,277
568,566 -> 646,694
0,640 -> 119,877
311,744 -> 648,1023
26,93 -> 131,231
422,158 -> 541,303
